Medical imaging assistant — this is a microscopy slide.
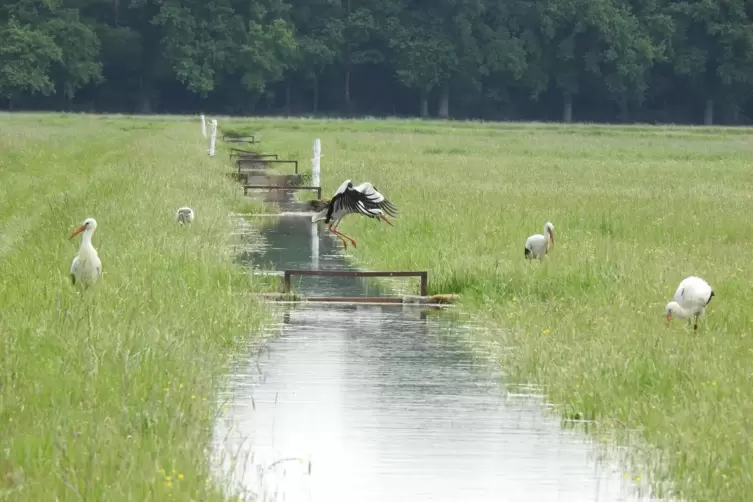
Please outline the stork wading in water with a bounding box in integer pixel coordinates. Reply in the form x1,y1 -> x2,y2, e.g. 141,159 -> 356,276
525,221 -> 555,260
665,276 -> 714,331
176,207 -> 195,226
312,180 -> 398,249
69,217 -> 102,289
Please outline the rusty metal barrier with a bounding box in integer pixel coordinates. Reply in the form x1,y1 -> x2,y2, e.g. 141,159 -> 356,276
237,159 -> 299,174
243,185 -> 322,199
223,134 -> 257,143
282,269 -> 428,297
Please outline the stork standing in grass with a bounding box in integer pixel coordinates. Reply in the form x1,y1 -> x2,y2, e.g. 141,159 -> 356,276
312,180 -> 398,249
176,207 -> 195,225
665,276 -> 714,330
69,217 -> 102,288
525,221 -> 555,260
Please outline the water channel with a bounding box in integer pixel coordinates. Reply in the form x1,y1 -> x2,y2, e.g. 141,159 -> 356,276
211,182 -> 669,501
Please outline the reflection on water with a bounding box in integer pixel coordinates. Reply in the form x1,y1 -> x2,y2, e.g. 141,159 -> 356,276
237,215 -> 421,297
213,210 -> 668,502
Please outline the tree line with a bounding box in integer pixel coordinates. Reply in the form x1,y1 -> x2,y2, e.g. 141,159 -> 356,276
2,0 -> 753,124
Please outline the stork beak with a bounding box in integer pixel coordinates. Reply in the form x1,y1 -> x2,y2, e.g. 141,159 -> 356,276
69,225 -> 86,239
665,313 -> 672,328
549,230 -> 555,247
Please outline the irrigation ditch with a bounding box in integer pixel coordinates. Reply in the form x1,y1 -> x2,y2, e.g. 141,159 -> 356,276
210,130 -> 670,502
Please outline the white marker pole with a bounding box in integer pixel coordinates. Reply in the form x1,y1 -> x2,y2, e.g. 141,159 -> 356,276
200,114 -> 207,137
311,138 -> 322,268
311,222 -> 319,269
208,119 -> 217,157
312,138 -> 321,190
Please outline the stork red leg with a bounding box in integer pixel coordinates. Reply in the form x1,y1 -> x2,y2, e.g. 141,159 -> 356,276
331,220 -> 357,247
327,225 -> 351,249
339,233 -> 357,247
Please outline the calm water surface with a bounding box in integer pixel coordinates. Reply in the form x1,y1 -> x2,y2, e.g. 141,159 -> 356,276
213,213 -> 667,502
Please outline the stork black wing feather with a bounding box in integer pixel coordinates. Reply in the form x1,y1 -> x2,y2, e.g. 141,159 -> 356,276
331,187 -> 377,217
334,192 -> 363,216
377,199 -> 399,217
349,190 -> 381,217
359,195 -> 398,218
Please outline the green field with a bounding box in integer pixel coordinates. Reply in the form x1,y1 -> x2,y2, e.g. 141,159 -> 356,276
227,117 -> 753,502
0,113 -> 272,500
3,114 -> 753,501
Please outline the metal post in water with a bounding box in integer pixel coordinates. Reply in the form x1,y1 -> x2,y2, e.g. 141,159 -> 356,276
312,138 -> 321,189
208,119 -> 217,157
311,221 -> 319,269
200,114 -> 207,137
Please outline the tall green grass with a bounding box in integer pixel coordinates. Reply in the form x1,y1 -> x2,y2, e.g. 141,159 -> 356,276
221,117 -> 753,502
0,113 -> 271,500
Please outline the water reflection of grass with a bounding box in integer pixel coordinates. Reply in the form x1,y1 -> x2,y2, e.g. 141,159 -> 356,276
222,117 -> 753,502
0,113 -> 273,500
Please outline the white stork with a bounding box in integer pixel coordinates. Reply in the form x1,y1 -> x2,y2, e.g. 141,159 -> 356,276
176,207 -> 195,225
311,180 -> 398,249
69,217 -> 102,288
525,221 -> 555,260
665,276 -> 715,330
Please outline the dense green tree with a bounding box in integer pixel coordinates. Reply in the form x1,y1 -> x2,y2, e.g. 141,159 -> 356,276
2,0 -> 753,123
149,0 -> 296,103
668,0 -> 753,124
340,0 -> 386,112
0,18 -> 62,107
513,0 -> 660,122
285,0 -> 343,113
42,9 -> 102,103
386,11 -> 452,117
476,0 -> 528,116
385,0 -> 488,118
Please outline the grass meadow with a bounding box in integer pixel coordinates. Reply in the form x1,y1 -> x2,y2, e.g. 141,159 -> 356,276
224,117 -> 753,502
3,113 -> 753,502
0,113 -> 272,500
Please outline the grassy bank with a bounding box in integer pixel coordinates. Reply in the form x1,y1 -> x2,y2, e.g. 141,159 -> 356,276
0,113 -> 270,500
223,117 -> 753,501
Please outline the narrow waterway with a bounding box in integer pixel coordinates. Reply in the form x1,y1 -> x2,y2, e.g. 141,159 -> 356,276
212,212 -> 668,502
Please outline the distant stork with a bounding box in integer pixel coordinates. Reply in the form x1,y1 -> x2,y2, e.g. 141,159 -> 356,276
665,276 -> 714,330
176,207 -> 195,226
69,217 -> 102,288
312,180 -> 398,249
525,221 -> 555,260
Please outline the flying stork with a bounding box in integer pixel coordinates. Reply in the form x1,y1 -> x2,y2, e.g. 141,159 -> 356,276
312,179 -> 398,249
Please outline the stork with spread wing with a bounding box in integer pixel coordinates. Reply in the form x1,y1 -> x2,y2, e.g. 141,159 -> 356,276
311,179 -> 398,249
